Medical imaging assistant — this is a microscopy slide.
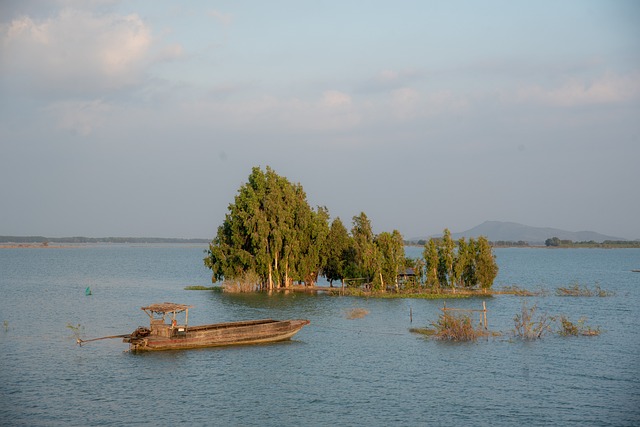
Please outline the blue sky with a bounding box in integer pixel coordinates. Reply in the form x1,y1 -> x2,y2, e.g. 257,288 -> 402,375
1,0 -> 639,239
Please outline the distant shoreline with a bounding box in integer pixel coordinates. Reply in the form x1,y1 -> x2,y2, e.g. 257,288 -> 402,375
0,243 -> 79,249
0,242 -> 210,249
0,236 -> 210,245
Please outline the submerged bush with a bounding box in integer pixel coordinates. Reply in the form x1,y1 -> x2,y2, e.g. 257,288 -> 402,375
431,312 -> 488,341
558,316 -> 600,336
513,302 -> 554,340
500,285 -> 541,296
222,271 -> 262,293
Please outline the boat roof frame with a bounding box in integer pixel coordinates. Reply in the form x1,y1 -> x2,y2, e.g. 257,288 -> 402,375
141,302 -> 193,316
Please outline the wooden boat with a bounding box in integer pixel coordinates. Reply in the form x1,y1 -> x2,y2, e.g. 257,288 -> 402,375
122,302 -> 310,351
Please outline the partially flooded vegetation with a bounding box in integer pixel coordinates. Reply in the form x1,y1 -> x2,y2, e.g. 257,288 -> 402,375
556,282 -> 614,297
410,301 -> 601,342
204,167 -> 498,296
513,302 -> 555,340
184,285 -> 220,291
558,316 -> 601,337
429,311 -> 491,341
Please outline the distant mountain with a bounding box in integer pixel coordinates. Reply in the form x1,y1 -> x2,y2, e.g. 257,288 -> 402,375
453,221 -> 623,244
413,221 -> 624,244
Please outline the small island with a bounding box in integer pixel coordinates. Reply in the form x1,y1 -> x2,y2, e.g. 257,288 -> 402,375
204,166 -> 498,297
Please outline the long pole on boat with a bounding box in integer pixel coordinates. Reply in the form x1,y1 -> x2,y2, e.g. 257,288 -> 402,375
76,334 -> 129,346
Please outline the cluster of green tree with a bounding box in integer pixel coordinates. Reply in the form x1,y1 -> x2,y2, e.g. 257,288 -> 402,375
204,166 -> 406,291
422,229 -> 498,290
545,237 -> 640,248
204,166 -> 500,292
324,213 -> 405,291
0,236 -> 209,244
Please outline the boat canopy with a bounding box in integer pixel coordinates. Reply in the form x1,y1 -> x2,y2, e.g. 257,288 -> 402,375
141,302 -> 193,315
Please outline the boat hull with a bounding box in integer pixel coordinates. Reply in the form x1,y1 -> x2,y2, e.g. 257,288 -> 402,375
125,319 -> 310,351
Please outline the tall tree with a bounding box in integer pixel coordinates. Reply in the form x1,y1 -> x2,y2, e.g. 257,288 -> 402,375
351,212 -> 380,287
322,217 -> 352,287
462,238 -> 478,288
295,206 -> 330,286
376,230 -> 405,291
453,237 -> 469,287
423,238 -> 439,289
437,229 -> 455,289
475,236 -> 498,290
204,166 -> 329,290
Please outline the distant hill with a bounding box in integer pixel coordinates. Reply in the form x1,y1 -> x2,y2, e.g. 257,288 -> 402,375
414,221 -> 624,244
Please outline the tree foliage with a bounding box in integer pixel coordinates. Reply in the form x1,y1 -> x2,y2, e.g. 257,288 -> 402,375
422,230 -> 498,290
424,239 -> 439,289
323,217 -> 353,286
205,167 -> 499,294
376,230 -> 405,291
204,168 -> 410,292
351,212 -> 381,288
204,166 -> 329,289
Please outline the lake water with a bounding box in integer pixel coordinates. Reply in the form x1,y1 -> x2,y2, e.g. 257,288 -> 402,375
1,245 -> 639,426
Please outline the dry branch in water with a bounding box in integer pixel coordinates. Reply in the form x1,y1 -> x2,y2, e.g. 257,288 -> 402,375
513,302 -> 554,340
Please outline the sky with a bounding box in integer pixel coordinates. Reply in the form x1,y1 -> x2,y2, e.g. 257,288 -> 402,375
1,0 -> 639,240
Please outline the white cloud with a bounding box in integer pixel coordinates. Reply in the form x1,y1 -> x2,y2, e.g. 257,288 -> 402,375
514,72 -> 640,107
1,8 -> 152,94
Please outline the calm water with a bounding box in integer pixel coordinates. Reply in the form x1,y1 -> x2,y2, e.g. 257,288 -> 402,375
1,245 -> 639,426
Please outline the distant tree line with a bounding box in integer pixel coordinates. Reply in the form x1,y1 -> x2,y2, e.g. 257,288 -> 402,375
545,237 -> 640,248
409,239 -> 529,247
0,236 -> 209,244
491,240 -> 530,247
204,166 -> 499,292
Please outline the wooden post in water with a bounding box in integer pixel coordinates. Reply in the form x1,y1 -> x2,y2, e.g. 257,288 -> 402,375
483,301 -> 487,330
410,307 -> 413,323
